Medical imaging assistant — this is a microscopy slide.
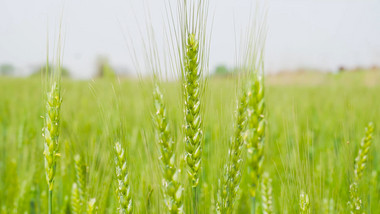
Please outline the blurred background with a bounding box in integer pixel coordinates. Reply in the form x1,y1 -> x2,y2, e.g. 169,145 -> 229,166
0,0 -> 380,79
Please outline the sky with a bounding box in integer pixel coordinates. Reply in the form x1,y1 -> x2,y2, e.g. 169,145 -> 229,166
1,0 -> 380,79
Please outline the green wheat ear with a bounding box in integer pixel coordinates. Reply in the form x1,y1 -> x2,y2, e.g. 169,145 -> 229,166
42,81 -> 62,191
347,183 -> 362,214
73,154 -> 87,212
217,88 -> 248,214
183,33 -> 203,188
261,172 -> 273,214
299,191 -> 310,214
354,122 -> 374,181
71,183 -> 81,214
348,122 -> 374,213
246,75 -> 266,198
153,85 -> 183,213
114,142 -> 133,214
87,198 -> 97,214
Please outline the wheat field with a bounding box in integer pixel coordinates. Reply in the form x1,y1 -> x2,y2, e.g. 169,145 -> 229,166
1,0 -> 380,213
0,69 -> 379,213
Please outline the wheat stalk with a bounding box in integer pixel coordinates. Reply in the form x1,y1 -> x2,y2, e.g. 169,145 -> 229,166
153,85 -> 183,213
114,142 -> 133,214
42,81 -> 62,214
217,89 -> 248,214
175,1 -> 210,210
183,33 -> 203,189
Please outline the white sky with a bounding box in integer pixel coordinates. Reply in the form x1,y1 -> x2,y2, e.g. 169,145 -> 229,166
1,0 -> 380,78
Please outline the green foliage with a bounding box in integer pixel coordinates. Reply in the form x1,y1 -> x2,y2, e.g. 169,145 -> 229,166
32,65 -> 70,78
214,65 -> 230,76
0,64 -> 15,76
96,58 -> 116,79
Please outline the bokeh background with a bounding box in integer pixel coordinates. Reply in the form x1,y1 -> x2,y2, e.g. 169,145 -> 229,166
1,0 -> 380,78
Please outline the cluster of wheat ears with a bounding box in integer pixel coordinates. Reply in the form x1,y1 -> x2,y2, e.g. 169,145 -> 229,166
40,1 -> 375,214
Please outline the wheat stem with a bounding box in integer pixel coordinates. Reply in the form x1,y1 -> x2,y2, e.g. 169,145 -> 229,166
250,197 -> 256,214
48,190 -> 52,214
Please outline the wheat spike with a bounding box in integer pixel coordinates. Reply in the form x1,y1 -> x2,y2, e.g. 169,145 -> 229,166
42,82 -> 62,191
261,173 -> 273,214
217,89 -> 248,214
153,85 -> 183,213
354,122 -> 374,181
114,142 -> 133,214
87,198 -> 97,214
246,76 -> 266,198
183,33 -> 204,188
71,183 -> 81,214
73,154 -> 87,212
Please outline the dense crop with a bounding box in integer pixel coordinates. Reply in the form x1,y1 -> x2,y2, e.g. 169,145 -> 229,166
1,70 -> 379,213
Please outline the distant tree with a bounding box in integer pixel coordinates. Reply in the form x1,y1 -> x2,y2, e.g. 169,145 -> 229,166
214,65 -> 230,75
0,64 -> 15,76
31,64 -> 70,78
96,56 -> 116,79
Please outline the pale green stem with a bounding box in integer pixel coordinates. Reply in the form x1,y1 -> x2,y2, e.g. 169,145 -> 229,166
48,189 -> 53,214
193,186 -> 198,214
251,196 -> 256,214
